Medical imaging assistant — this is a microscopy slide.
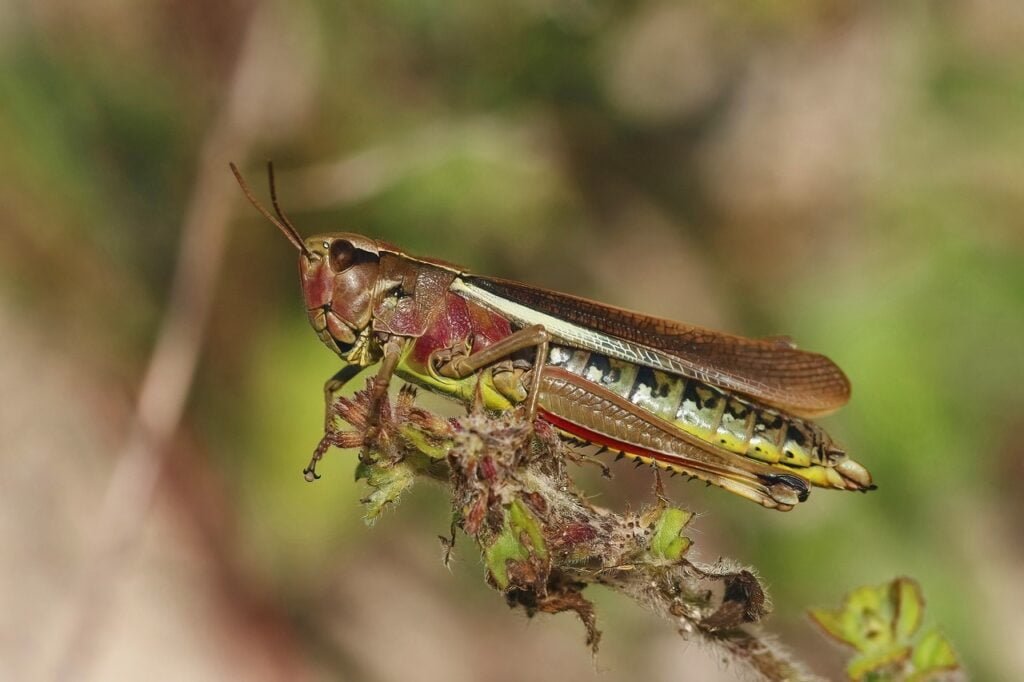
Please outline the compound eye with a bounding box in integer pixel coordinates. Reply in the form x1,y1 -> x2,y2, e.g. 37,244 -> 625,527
329,239 -> 355,272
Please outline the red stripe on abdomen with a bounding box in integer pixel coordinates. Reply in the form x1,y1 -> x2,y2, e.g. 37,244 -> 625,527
539,408 -> 688,470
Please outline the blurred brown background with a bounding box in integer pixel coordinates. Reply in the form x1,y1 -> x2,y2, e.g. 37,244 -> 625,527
2,1 -> 1023,680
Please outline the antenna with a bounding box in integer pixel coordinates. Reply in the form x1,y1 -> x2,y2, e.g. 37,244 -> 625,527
229,162 -> 311,257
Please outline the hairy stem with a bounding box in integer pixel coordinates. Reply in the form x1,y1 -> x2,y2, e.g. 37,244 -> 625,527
316,381 -> 822,682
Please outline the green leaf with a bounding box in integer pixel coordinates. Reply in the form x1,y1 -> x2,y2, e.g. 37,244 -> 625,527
356,460 -> 417,524
810,578 -> 960,681
647,507 -> 693,563
485,523 -> 530,590
892,578 -> 925,642
484,499 -> 548,589
908,630 -> 959,681
508,498 -> 548,560
847,646 -> 912,681
809,581 -> 897,652
399,422 -> 452,459
808,608 -> 850,646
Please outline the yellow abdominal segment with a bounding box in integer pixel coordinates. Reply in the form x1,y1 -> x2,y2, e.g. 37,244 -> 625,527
546,345 -> 834,475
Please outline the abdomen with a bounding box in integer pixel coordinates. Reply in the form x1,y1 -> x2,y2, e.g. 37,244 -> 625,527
544,344 -> 836,470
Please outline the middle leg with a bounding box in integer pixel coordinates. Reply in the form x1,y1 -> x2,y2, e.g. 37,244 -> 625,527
432,324 -> 550,420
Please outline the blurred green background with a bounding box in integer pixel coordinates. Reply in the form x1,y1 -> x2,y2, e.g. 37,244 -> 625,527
2,1 -> 1022,680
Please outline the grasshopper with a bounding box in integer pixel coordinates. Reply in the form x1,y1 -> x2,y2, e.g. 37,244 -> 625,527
232,164 -> 873,511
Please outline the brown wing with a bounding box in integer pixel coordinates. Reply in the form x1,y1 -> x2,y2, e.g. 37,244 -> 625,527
462,275 -> 850,416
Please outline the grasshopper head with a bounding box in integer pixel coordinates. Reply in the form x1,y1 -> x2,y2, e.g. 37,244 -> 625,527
229,163 -> 387,364
300,233 -> 384,361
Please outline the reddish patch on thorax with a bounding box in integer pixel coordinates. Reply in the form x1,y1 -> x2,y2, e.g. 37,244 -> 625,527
409,292 -> 513,365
